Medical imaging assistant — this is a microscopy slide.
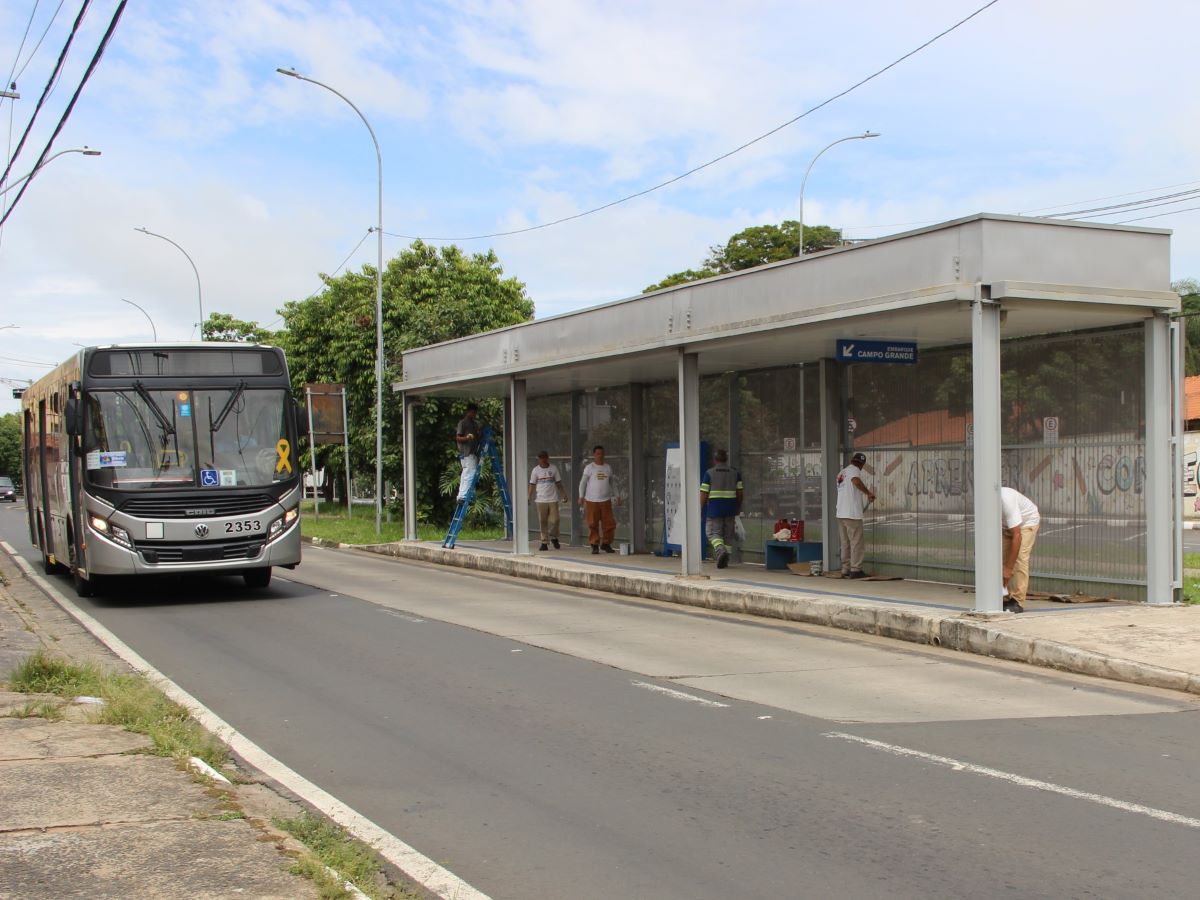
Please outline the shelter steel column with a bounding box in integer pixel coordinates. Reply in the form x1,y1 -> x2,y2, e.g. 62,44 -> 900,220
510,378 -> 530,555
818,359 -> 840,572
629,383 -> 647,553
678,350 -> 702,576
569,391 -> 583,545
402,393 -> 418,541
1145,313 -> 1173,604
971,293 -> 1003,613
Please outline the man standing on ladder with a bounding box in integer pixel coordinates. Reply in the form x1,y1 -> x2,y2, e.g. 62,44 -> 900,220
455,403 -> 481,502
700,448 -> 743,569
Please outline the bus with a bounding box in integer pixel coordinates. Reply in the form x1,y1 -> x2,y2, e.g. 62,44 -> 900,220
22,343 -> 303,596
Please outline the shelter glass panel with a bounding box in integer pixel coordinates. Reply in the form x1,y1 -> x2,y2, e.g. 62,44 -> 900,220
577,388 -> 632,544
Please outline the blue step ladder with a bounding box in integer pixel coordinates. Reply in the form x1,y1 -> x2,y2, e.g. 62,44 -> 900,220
443,425 -> 513,549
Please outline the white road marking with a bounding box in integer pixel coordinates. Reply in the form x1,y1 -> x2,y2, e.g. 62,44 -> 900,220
632,680 -> 729,708
825,731 -> 1200,830
380,609 -> 425,623
757,715 -> 773,720
0,540 -> 491,900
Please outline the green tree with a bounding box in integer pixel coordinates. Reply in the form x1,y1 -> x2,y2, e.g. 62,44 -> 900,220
1173,279 -> 1200,376
0,412 -> 19,487
643,269 -> 715,294
279,240 -> 533,523
202,312 -> 279,344
643,220 -> 843,293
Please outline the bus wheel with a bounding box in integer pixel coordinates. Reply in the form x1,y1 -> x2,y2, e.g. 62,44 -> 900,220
68,533 -> 98,597
243,567 -> 272,589
72,567 -> 99,598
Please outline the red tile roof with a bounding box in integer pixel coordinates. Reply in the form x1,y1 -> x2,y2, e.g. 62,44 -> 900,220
1187,375 -> 1200,423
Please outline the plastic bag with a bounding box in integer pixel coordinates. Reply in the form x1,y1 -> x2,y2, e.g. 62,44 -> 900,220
734,515 -> 747,544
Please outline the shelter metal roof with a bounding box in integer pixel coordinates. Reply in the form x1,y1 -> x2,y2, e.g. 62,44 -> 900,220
396,214 -> 1177,399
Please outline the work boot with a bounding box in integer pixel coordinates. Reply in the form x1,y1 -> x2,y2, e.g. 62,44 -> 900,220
591,544 -> 600,554
539,543 -> 548,551
552,539 -> 560,549
601,543 -> 616,553
1003,598 -> 1024,613
847,570 -> 867,579
716,549 -> 730,569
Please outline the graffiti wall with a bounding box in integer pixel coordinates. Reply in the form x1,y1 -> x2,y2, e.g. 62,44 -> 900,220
858,435 -> 1146,520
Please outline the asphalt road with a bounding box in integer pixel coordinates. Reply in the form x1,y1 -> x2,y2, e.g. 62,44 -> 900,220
3,502 -> 1200,899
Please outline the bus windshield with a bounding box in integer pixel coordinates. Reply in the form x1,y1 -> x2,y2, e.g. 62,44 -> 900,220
84,387 -> 292,490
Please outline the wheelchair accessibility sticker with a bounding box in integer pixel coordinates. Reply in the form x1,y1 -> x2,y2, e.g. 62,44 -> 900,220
200,468 -> 220,487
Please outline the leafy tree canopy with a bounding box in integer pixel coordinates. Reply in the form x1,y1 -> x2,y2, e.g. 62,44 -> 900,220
0,412 -> 19,487
644,220 -> 842,293
1173,279 -> 1200,377
273,240 -> 533,522
202,312 -> 280,344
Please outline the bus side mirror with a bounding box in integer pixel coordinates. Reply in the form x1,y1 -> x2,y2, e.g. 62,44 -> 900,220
65,398 -> 80,436
294,400 -> 309,437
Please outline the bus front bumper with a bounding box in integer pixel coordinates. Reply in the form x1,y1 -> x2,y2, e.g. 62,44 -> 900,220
83,518 -> 302,577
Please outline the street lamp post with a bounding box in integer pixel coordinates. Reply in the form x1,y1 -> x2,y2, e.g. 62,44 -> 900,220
134,227 -> 203,341
120,298 -> 157,341
0,147 -> 101,197
276,66 -> 385,536
797,131 -> 880,257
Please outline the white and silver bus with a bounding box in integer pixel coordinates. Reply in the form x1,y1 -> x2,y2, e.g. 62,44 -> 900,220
22,343 -> 303,596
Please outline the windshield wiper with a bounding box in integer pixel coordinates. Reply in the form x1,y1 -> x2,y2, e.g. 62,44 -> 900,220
210,381 -> 246,433
133,381 -> 175,437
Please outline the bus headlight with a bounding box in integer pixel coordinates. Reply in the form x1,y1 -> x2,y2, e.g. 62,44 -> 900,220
268,507 -> 298,541
90,515 -> 131,548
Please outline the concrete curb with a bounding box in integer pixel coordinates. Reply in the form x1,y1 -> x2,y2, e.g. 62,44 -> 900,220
304,536 -> 1200,697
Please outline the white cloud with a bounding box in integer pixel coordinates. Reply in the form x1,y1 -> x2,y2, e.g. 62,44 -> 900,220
2,0 -> 1199,418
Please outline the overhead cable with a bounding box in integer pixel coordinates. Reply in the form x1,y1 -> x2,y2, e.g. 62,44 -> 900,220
0,0 -> 124,228
383,0 -> 1004,243
1019,179 -> 1200,216
12,1 -> 69,86
0,0 -> 89,190
262,227 -> 374,329
3,0 -> 41,97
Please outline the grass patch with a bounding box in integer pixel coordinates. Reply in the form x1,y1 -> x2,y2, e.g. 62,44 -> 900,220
7,650 -> 226,767
273,812 -> 415,899
1184,552 -> 1200,571
8,699 -> 64,720
1183,578 -> 1200,605
300,501 -> 503,546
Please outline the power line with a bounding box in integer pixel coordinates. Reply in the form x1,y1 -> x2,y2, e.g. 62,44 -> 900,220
0,0 -> 123,228
383,0 -> 1004,244
0,0 -> 89,190
1019,179 -> 1200,216
1051,187 -> 1200,220
13,1 -> 68,85
1112,205 -> 1200,225
262,227 -> 374,329
3,0 -> 41,97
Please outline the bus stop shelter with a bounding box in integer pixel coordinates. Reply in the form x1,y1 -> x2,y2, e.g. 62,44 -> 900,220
395,214 -> 1182,612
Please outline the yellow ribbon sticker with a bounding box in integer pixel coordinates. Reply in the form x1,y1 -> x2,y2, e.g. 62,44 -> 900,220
275,439 -> 293,474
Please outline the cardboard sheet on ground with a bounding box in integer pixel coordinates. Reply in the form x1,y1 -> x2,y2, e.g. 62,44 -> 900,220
785,563 -> 901,581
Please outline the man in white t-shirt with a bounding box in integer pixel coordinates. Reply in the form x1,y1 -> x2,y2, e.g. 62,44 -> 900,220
528,450 -> 566,551
835,452 -> 875,578
578,445 -> 616,554
1000,486 -> 1040,613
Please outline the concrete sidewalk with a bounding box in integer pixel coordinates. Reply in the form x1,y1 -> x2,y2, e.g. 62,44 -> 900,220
330,537 -> 1200,696
0,553 -> 326,899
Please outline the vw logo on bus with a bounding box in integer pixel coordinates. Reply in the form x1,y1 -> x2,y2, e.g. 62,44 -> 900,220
194,524 -> 210,538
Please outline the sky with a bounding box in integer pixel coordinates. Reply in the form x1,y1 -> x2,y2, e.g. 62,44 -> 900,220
1,0 -> 1198,415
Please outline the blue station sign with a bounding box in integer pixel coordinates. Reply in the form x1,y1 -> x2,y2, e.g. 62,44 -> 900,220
836,339 -> 918,365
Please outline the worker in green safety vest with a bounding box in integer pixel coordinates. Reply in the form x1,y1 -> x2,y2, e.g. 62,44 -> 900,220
700,448 -> 744,569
